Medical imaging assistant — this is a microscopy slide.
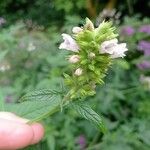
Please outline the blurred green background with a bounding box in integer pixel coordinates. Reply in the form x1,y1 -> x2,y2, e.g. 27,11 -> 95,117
0,0 -> 150,149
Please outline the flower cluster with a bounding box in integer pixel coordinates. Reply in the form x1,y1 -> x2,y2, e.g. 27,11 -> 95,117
137,40 -> 150,56
121,24 -> 150,37
121,26 -> 135,36
137,40 -> 150,70
59,18 -> 128,98
139,25 -> 150,34
137,61 -> 150,70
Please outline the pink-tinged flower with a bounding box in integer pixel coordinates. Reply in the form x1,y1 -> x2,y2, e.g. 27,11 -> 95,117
74,68 -> 83,76
100,38 -> 118,54
139,25 -> 150,34
136,61 -> 150,70
59,33 -> 79,52
100,38 -> 128,58
137,40 -> 150,56
77,135 -> 86,149
72,27 -> 83,34
121,26 -> 135,36
68,55 -> 80,63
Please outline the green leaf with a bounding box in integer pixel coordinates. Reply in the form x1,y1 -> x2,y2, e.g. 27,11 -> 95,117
72,101 -> 106,133
5,89 -> 61,122
19,89 -> 60,102
0,50 -> 8,62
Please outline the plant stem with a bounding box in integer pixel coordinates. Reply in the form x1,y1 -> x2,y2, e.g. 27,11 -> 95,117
85,143 -> 101,150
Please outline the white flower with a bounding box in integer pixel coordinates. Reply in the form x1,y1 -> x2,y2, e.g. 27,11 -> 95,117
111,43 -> 128,58
27,42 -> 36,51
0,63 -> 10,72
68,55 -> 80,63
140,75 -> 150,90
74,68 -> 83,76
72,27 -> 83,34
100,39 -> 118,54
100,38 -> 128,58
59,34 -> 79,52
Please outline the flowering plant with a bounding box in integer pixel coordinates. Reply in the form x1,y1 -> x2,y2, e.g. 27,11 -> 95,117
0,18 -> 127,132
60,18 -> 127,99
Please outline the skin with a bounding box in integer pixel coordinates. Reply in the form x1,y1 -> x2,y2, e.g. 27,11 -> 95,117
0,112 -> 44,150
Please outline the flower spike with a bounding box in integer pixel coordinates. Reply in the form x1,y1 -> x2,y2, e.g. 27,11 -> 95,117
60,18 -> 128,98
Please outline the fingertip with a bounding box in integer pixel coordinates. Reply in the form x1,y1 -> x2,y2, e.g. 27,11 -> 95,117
11,124 -> 34,149
0,119 -> 34,150
30,123 -> 44,145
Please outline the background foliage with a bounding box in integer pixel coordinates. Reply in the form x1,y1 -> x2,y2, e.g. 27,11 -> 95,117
0,0 -> 150,149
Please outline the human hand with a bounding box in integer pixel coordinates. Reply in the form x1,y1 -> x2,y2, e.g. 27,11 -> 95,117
0,112 -> 44,150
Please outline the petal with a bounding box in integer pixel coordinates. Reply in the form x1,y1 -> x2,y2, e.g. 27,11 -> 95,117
111,44 -> 128,58
62,33 -> 75,44
100,38 -> 118,54
59,33 -> 79,52
72,27 -> 83,34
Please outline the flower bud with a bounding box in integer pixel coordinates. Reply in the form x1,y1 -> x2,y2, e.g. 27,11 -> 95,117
72,27 -> 83,34
69,55 -> 80,63
84,18 -> 94,31
89,52 -> 95,58
74,68 -> 83,76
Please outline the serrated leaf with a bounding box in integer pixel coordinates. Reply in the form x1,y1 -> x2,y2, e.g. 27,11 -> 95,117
19,89 -> 60,102
72,101 -> 106,133
5,89 -> 61,122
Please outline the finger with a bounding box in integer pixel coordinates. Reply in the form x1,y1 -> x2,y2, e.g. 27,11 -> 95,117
0,119 -> 33,150
30,123 -> 44,145
0,112 -> 29,123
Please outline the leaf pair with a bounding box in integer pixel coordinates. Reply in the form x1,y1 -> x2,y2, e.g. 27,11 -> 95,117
0,89 -> 106,133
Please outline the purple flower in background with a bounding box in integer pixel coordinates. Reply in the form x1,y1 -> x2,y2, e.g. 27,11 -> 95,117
77,135 -> 86,149
0,17 -> 6,26
137,40 -> 150,55
137,61 -> 150,70
5,95 -> 13,103
139,25 -> 150,34
121,26 -> 135,36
